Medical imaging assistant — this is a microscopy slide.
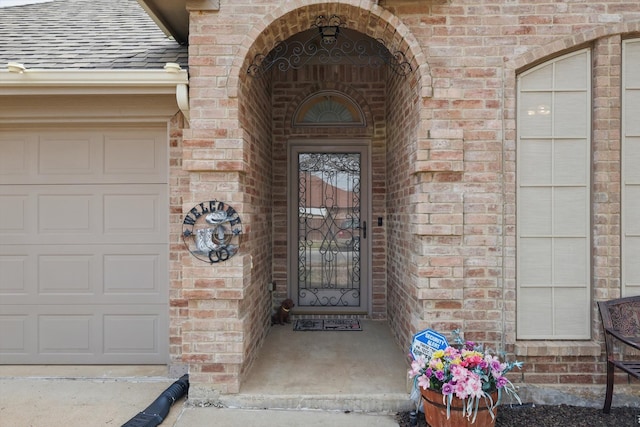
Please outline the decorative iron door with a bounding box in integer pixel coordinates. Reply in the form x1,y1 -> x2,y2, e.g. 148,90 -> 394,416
289,142 -> 369,314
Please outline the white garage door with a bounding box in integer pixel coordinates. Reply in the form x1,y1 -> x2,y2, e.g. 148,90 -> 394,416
0,128 -> 169,364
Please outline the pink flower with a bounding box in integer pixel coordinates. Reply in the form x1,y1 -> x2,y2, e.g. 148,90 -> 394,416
409,357 -> 425,378
450,364 -> 469,383
417,374 -> 431,390
466,374 -> 484,399
454,381 -> 470,399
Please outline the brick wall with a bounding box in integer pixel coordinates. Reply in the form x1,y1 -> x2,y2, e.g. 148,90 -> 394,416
383,0 -> 640,390
168,113 -> 189,372
386,67 -> 423,348
177,0 -> 640,398
177,4 -> 277,392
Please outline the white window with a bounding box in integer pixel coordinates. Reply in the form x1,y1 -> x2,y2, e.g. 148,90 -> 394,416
622,38 -> 640,297
516,49 -> 591,339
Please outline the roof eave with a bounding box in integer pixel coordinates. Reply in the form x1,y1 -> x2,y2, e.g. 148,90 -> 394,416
137,0 -> 189,45
0,68 -> 190,121
0,68 -> 189,95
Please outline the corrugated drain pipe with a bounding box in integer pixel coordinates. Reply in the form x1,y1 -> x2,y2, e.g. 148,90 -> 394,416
121,374 -> 189,427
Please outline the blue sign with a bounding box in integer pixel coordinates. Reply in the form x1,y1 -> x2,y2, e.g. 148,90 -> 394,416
411,329 -> 448,360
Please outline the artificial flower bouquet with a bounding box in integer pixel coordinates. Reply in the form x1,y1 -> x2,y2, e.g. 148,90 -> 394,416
408,330 -> 523,423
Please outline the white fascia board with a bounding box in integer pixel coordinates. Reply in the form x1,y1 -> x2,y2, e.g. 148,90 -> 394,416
0,69 -> 189,96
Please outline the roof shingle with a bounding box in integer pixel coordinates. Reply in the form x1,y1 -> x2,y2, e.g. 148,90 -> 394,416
0,0 -> 188,70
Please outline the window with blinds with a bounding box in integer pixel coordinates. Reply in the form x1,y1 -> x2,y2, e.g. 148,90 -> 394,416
516,49 -> 591,339
622,38 -> 640,298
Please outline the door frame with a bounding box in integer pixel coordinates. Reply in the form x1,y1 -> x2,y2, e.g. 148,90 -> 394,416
287,138 -> 372,315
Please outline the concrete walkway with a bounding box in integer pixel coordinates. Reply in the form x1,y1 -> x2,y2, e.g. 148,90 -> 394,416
0,321 -> 410,426
0,375 -> 400,426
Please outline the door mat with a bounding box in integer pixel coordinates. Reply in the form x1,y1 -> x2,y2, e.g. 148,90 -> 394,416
293,319 -> 362,331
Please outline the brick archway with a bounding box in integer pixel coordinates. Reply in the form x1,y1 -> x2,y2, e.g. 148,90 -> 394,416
233,0 -> 434,359
182,1 -> 433,399
233,1 -> 432,104
233,0 -> 429,354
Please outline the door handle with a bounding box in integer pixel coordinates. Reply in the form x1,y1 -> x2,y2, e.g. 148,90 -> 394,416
362,221 -> 367,239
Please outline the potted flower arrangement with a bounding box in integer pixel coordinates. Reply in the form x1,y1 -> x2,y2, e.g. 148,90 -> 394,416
408,330 -> 523,426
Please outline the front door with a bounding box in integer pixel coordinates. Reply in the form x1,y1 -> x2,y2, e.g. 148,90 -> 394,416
288,141 -> 370,314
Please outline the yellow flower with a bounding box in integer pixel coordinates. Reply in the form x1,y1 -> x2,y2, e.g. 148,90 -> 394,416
432,350 -> 445,359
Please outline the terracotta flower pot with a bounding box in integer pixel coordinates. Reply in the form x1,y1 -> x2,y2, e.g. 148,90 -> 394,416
421,387 -> 498,427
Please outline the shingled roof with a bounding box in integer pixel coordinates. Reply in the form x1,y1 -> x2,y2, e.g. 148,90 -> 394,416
0,0 -> 188,70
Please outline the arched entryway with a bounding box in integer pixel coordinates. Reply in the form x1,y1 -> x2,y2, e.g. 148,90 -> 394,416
231,2 -> 428,396
181,0 -> 433,401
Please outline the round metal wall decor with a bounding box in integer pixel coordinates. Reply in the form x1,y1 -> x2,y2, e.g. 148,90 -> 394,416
182,200 -> 242,263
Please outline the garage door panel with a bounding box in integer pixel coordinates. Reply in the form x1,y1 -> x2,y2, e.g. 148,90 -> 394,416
39,254 -> 93,294
104,314 -> 160,354
0,126 -> 168,364
0,185 -> 167,244
38,134 -> 98,176
0,194 -> 31,234
0,129 -> 167,184
39,314 -> 94,354
0,245 -> 167,305
0,255 -> 28,293
104,135 -> 162,175
39,193 -> 94,233
0,314 -> 31,355
0,305 -> 167,364
0,134 -> 36,178
104,253 -> 163,295
104,193 -> 164,234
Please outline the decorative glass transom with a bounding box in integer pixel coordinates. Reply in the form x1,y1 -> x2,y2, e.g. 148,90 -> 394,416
293,91 -> 365,127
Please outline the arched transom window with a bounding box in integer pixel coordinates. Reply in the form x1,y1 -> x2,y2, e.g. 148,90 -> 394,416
293,91 -> 365,127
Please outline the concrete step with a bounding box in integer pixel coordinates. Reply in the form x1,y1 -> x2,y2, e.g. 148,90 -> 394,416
218,392 -> 414,412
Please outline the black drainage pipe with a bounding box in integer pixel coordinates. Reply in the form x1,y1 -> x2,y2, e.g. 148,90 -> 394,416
121,374 -> 189,427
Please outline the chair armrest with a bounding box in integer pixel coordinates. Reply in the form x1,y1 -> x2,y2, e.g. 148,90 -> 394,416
605,328 -> 640,350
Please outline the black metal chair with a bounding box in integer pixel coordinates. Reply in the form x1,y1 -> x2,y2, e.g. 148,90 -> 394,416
597,295 -> 640,413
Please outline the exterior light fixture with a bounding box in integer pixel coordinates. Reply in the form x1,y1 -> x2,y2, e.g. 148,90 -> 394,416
315,15 -> 343,44
319,23 -> 339,44
7,62 -> 26,73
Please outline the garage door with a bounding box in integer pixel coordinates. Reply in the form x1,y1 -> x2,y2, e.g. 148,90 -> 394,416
0,128 -> 169,364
